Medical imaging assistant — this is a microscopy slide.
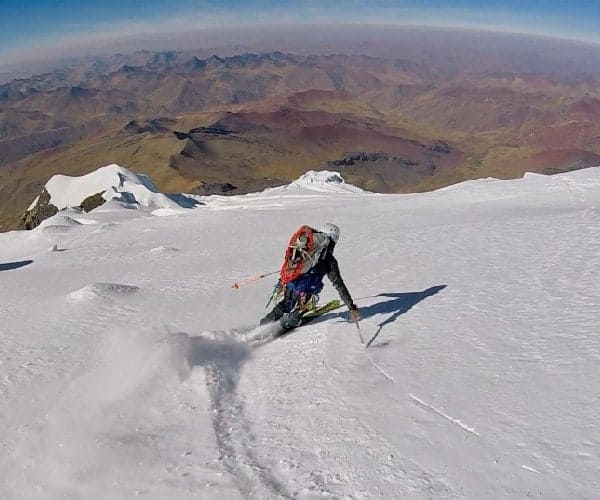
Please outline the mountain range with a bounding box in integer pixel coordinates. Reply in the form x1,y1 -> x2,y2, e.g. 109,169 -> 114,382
2,45 -> 600,230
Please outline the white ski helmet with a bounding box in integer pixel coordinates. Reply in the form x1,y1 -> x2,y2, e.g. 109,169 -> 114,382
320,223 -> 340,243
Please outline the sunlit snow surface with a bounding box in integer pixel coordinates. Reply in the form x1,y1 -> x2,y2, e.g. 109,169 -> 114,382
29,163 -> 197,212
1,168 -> 599,499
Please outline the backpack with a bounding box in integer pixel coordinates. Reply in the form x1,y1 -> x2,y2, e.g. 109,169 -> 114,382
279,225 -> 331,285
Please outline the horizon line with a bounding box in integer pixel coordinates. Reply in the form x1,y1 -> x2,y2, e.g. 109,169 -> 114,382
2,21 -> 600,78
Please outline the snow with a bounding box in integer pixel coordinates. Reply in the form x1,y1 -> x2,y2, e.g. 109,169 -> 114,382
1,166 -> 600,498
288,169 -> 368,194
39,164 -> 197,211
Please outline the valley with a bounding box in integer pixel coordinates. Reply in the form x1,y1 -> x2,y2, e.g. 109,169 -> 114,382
2,47 -> 600,230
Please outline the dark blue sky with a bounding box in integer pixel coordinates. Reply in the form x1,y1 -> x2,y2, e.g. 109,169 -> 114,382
1,0 -> 599,62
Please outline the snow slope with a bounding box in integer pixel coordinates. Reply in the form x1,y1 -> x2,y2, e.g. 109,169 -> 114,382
1,167 -> 599,499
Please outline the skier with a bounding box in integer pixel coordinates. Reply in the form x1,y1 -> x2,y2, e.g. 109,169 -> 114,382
260,223 -> 359,331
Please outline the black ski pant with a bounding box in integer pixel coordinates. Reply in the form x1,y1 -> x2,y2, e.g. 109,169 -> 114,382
260,287 -> 313,331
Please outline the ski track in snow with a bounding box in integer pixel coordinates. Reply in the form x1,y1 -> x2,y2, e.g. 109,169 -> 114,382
408,394 -> 481,437
367,359 -> 396,383
172,325 -> 296,498
173,321 -> 453,498
205,361 -> 293,499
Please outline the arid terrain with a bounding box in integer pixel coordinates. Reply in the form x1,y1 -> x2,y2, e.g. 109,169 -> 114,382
2,28 -> 600,230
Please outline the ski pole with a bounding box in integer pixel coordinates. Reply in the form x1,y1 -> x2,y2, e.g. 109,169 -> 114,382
350,308 -> 365,345
232,270 -> 279,289
355,320 -> 365,345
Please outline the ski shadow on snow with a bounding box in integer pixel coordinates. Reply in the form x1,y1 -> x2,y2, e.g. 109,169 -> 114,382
316,285 -> 447,347
0,259 -> 33,271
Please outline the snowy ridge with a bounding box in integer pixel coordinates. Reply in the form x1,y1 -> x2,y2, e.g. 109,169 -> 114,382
287,169 -> 367,194
431,165 -> 600,203
40,164 -> 196,211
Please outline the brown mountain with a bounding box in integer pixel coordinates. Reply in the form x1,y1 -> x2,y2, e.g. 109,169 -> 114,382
1,48 -> 600,231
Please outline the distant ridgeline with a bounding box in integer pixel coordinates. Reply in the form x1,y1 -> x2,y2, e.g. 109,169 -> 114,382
3,45 -> 600,231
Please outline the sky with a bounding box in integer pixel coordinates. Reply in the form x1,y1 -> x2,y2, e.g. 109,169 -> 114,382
1,0 -> 600,66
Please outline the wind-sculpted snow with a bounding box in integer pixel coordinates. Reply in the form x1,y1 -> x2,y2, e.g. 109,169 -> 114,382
68,282 -> 141,302
1,166 -> 599,498
431,164 -> 600,204
289,169 -> 367,194
149,245 -> 181,254
39,213 -> 83,227
34,213 -> 84,234
30,163 -> 201,218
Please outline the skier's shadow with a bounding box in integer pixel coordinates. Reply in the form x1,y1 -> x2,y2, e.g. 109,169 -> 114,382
172,332 -> 251,382
0,259 -> 33,271
318,285 -> 447,347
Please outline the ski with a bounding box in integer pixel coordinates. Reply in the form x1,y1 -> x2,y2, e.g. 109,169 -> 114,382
275,299 -> 343,338
301,299 -> 342,324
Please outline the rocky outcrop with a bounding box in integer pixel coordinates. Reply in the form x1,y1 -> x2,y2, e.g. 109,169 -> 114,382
173,113 -> 270,141
192,182 -> 238,195
328,152 -> 417,167
119,65 -> 145,75
124,118 -> 175,134
80,191 -> 106,212
174,125 -> 236,139
18,189 -> 58,230
325,151 -> 438,192
183,57 -> 207,71
19,187 -> 106,230
428,140 -> 452,154
69,86 -> 96,98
